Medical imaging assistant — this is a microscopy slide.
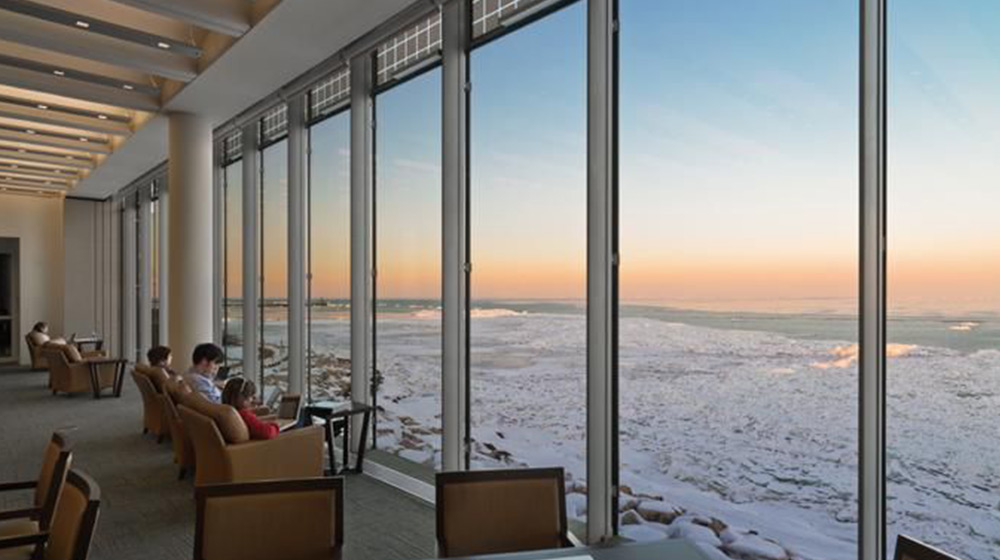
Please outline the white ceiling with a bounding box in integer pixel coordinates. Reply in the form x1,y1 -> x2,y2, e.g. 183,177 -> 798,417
72,0 -> 415,199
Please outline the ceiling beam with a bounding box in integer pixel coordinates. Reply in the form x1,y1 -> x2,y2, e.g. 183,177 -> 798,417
0,10 -> 198,81
0,176 -> 69,190
0,100 -> 131,135
0,163 -> 78,180
0,63 -> 159,111
0,169 -> 73,184
109,0 -> 250,37
0,0 -> 202,58
0,146 -> 94,168
0,128 -> 112,154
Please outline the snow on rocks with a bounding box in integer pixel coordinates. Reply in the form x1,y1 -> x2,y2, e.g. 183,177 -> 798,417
565,492 -> 587,519
635,498 -> 684,524
620,524 -> 669,542
724,533 -> 789,560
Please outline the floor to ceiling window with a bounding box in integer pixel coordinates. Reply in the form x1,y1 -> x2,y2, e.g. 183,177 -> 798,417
887,3 -> 1000,559
468,0 -> 587,521
222,158 -> 244,375
373,26 -> 443,470
260,135 -> 289,402
307,107 -> 351,403
618,1 -> 858,557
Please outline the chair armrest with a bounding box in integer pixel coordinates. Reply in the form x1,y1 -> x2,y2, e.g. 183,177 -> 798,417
226,425 -> 325,481
0,531 -> 48,550
0,480 -> 36,492
0,507 -> 39,522
81,350 -> 107,358
85,358 -> 127,365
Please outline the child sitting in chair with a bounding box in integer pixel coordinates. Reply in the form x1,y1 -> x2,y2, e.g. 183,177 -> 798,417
221,377 -> 279,440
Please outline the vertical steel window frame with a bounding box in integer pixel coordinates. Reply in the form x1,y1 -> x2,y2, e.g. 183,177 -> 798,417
442,0 -> 472,473
121,196 -> 138,363
288,95 -> 308,396
350,52 -> 376,453
587,0 -> 617,544
241,122 -> 261,384
860,0 -> 887,558
137,185 -> 153,358
213,145 -> 224,347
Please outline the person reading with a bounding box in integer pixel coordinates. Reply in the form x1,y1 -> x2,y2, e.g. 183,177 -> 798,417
146,345 -> 177,376
222,377 -> 279,440
183,343 -> 225,403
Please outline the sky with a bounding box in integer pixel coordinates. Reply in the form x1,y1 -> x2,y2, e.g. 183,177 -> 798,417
232,0 -> 1000,314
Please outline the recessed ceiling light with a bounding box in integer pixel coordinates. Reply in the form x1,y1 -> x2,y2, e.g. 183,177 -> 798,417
157,42 -> 171,49
37,190 -> 45,194
79,137 -> 89,142
75,20 -> 90,29
97,114 -> 108,120
18,149 -> 26,153
66,155 -> 73,159
37,104 -> 48,110
53,70 -> 65,76
122,84 -> 134,91
25,129 -> 35,134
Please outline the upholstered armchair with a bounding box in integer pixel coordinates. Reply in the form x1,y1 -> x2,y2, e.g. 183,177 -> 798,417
0,469 -> 101,560
177,392 -> 324,487
162,379 -> 195,480
0,433 -> 72,538
435,468 -> 572,558
24,331 -> 52,371
44,344 -> 126,399
194,478 -> 343,560
130,369 -> 168,442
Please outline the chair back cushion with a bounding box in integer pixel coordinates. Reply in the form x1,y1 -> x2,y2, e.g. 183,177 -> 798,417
436,468 -> 567,558
36,433 -> 72,530
47,470 -> 100,560
894,536 -> 963,560
196,478 -> 342,560
62,344 -> 83,364
178,391 -> 249,444
135,364 -> 170,393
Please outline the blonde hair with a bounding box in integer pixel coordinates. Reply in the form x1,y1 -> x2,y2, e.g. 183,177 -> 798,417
221,377 -> 256,408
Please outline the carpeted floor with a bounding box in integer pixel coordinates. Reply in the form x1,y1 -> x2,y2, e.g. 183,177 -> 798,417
0,365 -> 435,560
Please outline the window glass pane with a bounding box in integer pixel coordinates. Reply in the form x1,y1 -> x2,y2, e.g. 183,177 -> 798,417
619,1 -> 858,557
374,68 -> 443,470
261,140 -> 288,402
310,68 -> 351,121
469,2 -> 587,524
888,3 -> 1000,559
223,162 -> 244,375
376,11 -> 442,86
151,194 -> 160,346
472,0 -> 549,38
308,113 -> 352,402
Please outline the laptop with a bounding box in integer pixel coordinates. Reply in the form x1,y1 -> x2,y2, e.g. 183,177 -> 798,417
275,394 -> 302,432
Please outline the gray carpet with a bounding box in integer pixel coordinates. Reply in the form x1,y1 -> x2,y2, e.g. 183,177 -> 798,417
0,365 -> 435,560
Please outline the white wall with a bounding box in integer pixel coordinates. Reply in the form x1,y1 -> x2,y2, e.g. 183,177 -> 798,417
63,197 -> 121,360
0,193 -> 65,366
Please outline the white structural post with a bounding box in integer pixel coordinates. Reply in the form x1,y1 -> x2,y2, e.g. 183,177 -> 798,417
121,196 -> 137,362
287,95 -> 308,396
137,185 -> 152,358
441,0 -> 471,472
167,112 -> 215,368
241,122 -> 261,383
350,53 -> 375,453
860,0 -> 887,558
587,0 -> 618,544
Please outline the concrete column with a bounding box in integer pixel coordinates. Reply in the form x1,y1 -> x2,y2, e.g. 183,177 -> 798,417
137,187 -> 152,358
168,112 -> 214,369
241,123 -> 261,384
121,197 -> 137,362
158,188 -> 169,346
287,96 -> 307,396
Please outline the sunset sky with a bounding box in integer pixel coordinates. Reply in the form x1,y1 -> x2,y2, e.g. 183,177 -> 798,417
229,0 -> 1000,314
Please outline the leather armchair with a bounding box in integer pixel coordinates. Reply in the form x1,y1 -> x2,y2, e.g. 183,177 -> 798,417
194,478 -> 343,560
44,344 -> 125,399
0,433 -> 71,538
130,369 -> 168,442
24,332 -> 51,371
0,469 -> 101,560
177,392 -> 324,487
162,378 -> 195,480
435,468 -> 572,558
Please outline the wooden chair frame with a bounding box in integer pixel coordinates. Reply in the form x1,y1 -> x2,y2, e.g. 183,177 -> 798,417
193,477 -> 344,560
0,469 -> 101,560
435,467 -> 571,558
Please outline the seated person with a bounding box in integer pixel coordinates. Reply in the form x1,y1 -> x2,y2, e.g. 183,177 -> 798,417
222,377 -> 278,440
147,345 -> 177,376
183,343 -> 225,403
